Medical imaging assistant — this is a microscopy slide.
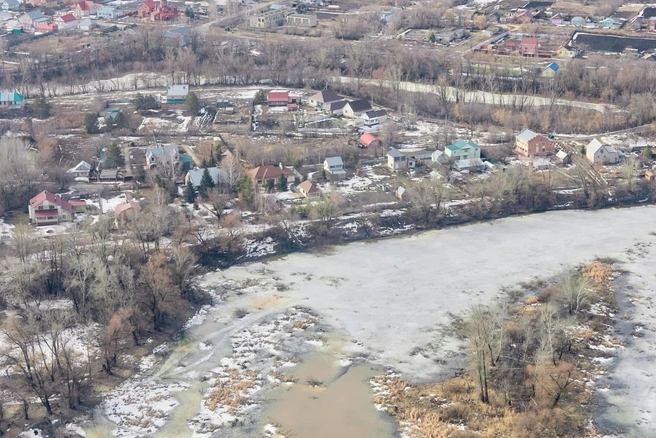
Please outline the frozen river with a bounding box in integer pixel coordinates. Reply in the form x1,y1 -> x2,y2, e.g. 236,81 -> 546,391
89,206 -> 656,437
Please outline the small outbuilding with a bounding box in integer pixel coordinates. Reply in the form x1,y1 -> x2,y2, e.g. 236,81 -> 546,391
297,180 -> 319,198
358,133 -> 382,149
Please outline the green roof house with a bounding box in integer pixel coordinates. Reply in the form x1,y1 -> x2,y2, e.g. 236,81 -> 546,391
0,90 -> 24,110
445,139 -> 481,161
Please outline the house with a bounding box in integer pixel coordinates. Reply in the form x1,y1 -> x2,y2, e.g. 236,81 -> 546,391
431,150 -> 449,165
69,199 -> 87,214
286,13 -> 317,27
19,10 -> 48,29
28,190 -> 74,226
267,90 -> 289,106
138,0 -> 177,21
1,0 -> 20,11
162,84 -> 188,105
532,157 -> 553,170
358,133 -> 382,149
114,200 -> 141,226
326,100 -> 347,116
308,89 -> 342,110
445,139 -> 481,161
645,169 -> 656,181
343,99 -> 373,118
362,109 -> 387,126
72,0 -> 96,18
520,36 -> 539,55
387,148 -> 414,172
297,180 -> 319,198
184,167 -> 227,188
97,168 -> 118,181
515,129 -> 554,156
514,9 -> 533,24
599,16 -> 624,29
323,156 -> 346,178
146,145 -> 179,168
78,18 -> 96,31
556,45 -> 578,58
586,138 -> 621,164
556,150 -> 571,164
5,19 -> 22,32
453,158 -> 485,172
0,90 -> 24,110
542,62 -> 559,78
54,13 -> 78,28
402,149 -> 432,162
67,160 -> 93,178
137,0 -> 156,17
104,107 -> 120,121
248,164 -> 295,185
97,5 -> 123,19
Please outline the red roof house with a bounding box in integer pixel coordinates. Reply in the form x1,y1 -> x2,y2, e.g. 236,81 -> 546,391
520,37 -> 539,55
358,133 -> 382,149
138,0 -> 178,21
55,13 -> 77,24
35,22 -> 58,32
28,190 -> 74,226
72,0 -> 97,18
248,164 -> 295,185
267,90 -> 290,106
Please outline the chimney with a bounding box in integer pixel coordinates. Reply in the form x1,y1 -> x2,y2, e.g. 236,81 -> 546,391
279,162 -> 283,169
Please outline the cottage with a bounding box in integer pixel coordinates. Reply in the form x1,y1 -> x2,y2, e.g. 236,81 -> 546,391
146,145 -> 179,168
19,10 -> 48,29
520,36 -> 539,56
550,13 -> 565,25
29,190 -> 74,226
162,84 -> 188,105
453,158 -> 485,172
67,160 -> 93,178
137,0 -> 156,16
362,109 -> 387,126
326,100 -> 347,116
395,186 -> 408,200
586,138 -> 621,164
431,150 -> 449,165
0,90 -> 24,110
308,89 -> 342,111
646,169 -> 656,181
358,133 -> 382,149
556,45 -> 578,58
323,156 -> 346,179
69,199 -> 88,214
98,169 -> 118,181
445,139 -> 481,161
267,90 -> 289,107
114,200 -> 141,226
97,5 -> 123,19
514,10 -> 533,24
78,18 -> 96,31
248,164 -> 295,185
542,62 -> 559,78
515,129 -> 554,156
1,0 -> 20,11
54,13 -> 78,29
343,98 -> 373,118
556,150 -> 571,164
72,0 -> 97,18
387,148 -> 415,172
184,167 -> 227,188
5,19 -> 22,32
297,180 -> 319,198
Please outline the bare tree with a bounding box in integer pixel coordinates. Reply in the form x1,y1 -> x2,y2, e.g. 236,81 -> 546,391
558,269 -> 593,315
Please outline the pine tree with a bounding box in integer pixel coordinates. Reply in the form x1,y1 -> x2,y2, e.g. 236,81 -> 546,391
199,167 -> 215,198
278,174 -> 288,191
184,179 -> 196,203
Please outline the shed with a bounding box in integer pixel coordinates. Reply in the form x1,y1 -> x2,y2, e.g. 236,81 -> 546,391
556,150 -> 571,164
297,180 -> 319,198
359,133 -> 382,149
453,158 -> 485,172
267,90 -> 289,106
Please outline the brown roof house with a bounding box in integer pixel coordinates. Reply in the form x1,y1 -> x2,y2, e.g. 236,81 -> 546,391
297,180 -> 320,198
114,200 -> 141,227
29,190 -> 74,226
515,129 -> 555,156
358,133 -> 382,149
308,89 -> 342,111
248,164 -> 296,185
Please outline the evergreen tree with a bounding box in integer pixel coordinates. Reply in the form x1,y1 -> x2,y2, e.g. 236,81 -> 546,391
84,113 -> 100,134
278,174 -> 288,191
199,167 -> 215,198
642,146 -> 653,160
32,94 -> 51,118
238,175 -> 254,204
106,143 -> 125,168
253,89 -> 267,105
186,91 -> 200,115
184,179 -> 196,203
266,179 -> 275,192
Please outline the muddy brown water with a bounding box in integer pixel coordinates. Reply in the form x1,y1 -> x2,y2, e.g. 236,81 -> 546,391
267,351 -> 398,438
